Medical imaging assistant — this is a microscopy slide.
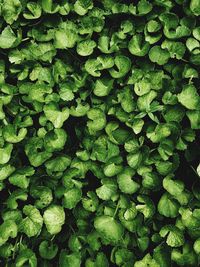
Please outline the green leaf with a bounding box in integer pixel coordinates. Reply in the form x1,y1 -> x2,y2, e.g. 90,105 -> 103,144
127,151 -> 143,169
134,79 -> 151,96
94,215 -> 124,244
19,82 -> 52,103
153,244 -> 171,267
44,129 -> 67,152
59,251 -> 81,267
163,105 -> 185,123
179,207 -> 200,229
197,166 -> 200,179
137,0 -> 153,15
45,156 -> 71,176
158,193 -> 179,218
124,137 -> 140,154
161,40 -> 186,59
87,108 -> 106,134
136,195 -> 155,219
25,137 -> 52,167
194,238 -> 200,254
172,244 -> 198,266
187,110 -> 200,129
163,177 -> 184,196
7,189 -> 28,209
1,0 -> 22,24
41,0 -> 60,13
134,253 -> 159,267
93,78 -> 114,97
68,234 -> 82,252
142,172 -> 161,190
128,34 -> 150,56
39,241 -> 58,260
0,243 -> 14,258
25,42 -> 56,62
105,121 -> 130,145
111,248 -> 135,266
86,252 -> 109,267
118,86 -> 135,113
3,124 -> 27,143
109,55 -> 131,78
15,248 -> 37,267
91,135 -> 120,163
23,2 -> 42,19
82,191 -> 99,212
193,26 -> 200,41
149,46 -> 170,65
186,38 -> 200,54
190,0 -> 200,15
146,124 -> 171,143
137,90 -> 157,111
54,27 -> 78,49
30,186 -> 53,209
0,164 -> 15,181
103,162 -> 123,177
74,0 -> 93,16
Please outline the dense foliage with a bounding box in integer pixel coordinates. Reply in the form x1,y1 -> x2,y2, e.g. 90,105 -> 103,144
1,0 -> 200,266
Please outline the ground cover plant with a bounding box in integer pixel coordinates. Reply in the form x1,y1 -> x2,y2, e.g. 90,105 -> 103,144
1,0 -> 200,266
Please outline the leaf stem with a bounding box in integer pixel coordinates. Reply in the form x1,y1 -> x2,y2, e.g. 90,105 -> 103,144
190,165 -> 199,177
113,200 -> 120,219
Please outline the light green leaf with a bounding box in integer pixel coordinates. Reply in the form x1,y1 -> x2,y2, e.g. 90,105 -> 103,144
44,102 -> 69,128
96,179 -> 118,200
77,40 -> 96,56
19,205 -> 43,237
0,144 -> 13,165
177,85 -> 200,110
43,205 -> 65,235
0,26 -> 17,49
0,220 -> 18,246
63,187 -> 82,209
160,225 -> 184,247
9,166 -> 35,189
117,168 -> 140,194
